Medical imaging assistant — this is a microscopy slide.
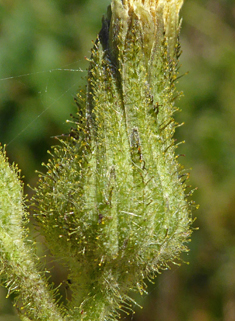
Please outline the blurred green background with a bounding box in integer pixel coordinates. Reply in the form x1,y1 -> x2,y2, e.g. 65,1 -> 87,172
1,0 -> 235,320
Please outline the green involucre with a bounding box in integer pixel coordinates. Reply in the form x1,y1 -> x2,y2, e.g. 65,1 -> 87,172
33,1 -> 193,319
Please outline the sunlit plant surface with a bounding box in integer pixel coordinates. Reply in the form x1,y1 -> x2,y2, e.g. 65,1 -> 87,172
0,1 -> 195,320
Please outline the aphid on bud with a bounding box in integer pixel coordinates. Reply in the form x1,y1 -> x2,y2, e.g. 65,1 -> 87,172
130,127 -> 146,169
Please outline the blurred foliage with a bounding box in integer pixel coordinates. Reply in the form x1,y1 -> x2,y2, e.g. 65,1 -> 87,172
0,0 -> 235,320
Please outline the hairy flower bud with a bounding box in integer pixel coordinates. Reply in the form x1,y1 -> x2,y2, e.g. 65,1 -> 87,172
34,1 -> 193,319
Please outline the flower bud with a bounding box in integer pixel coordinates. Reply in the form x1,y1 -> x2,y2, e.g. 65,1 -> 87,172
34,1 -> 193,319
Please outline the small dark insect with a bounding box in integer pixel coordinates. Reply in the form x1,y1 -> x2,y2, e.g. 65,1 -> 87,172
131,127 -> 146,170
153,102 -> 160,115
